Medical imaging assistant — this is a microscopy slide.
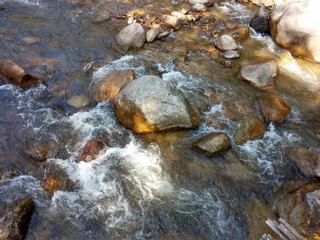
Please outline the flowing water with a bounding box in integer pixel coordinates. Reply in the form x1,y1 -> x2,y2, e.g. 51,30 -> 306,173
0,0 -> 320,239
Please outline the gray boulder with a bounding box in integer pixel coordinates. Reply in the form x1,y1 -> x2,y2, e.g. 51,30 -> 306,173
249,6 -> 269,33
239,61 -> 277,88
191,132 -> 231,157
115,23 -> 145,51
113,75 -> 201,133
270,0 -> 320,62
215,35 -> 237,51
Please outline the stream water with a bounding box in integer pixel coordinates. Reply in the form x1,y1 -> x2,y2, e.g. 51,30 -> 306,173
0,0 -> 320,239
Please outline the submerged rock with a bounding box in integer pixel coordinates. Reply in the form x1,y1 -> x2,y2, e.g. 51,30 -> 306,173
230,27 -> 250,42
115,23 -> 145,51
80,139 -> 106,162
249,6 -> 269,33
146,29 -> 159,43
188,0 -> 214,7
286,148 -> 320,178
270,0 -> 320,63
0,60 -> 39,87
191,132 -> 231,157
0,197 -> 34,240
90,69 -> 135,102
67,94 -> 90,108
257,92 -> 291,123
113,75 -> 201,133
215,35 -> 237,51
233,114 -> 266,145
25,139 -> 59,161
222,50 -> 240,59
239,61 -> 277,89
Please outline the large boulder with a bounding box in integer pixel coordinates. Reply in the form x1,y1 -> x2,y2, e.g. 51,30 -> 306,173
113,75 -> 201,133
239,61 -> 277,89
89,69 -> 135,102
191,132 -> 231,157
0,60 -> 39,87
0,197 -> 34,240
270,0 -> 320,63
286,148 -> 320,177
115,23 -> 145,51
257,92 -> 291,123
249,6 -> 269,33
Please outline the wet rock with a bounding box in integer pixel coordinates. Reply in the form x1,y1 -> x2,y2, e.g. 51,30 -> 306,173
226,23 -> 238,30
192,3 -> 208,12
146,29 -> 159,43
239,61 -> 277,89
89,9 -> 111,23
113,75 -> 201,133
165,15 -> 182,31
41,162 -> 76,197
22,36 -> 40,44
188,0 -> 214,7
174,3 -> 192,14
270,0 -> 320,63
249,6 -> 269,34
80,139 -> 106,162
90,69 -> 135,102
25,139 -> 59,161
0,197 -> 34,240
0,60 -> 39,87
222,50 -> 240,59
171,11 -> 188,24
257,92 -> 291,123
233,114 -> 266,145
250,0 -> 274,9
191,132 -> 231,157
286,148 -> 320,178
215,34 -> 237,51
67,94 -> 90,108
230,27 -> 250,42
115,23 -> 145,51
186,14 -> 200,22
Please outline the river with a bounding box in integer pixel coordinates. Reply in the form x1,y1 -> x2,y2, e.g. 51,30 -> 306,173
0,0 -> 319,239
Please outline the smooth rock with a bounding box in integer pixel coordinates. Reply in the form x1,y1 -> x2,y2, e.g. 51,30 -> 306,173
239,61 -> 277,88
0,197 -> 34,240
249,6 -> 269,33
146,29 -> 159,42
90,69 -> 135,102
286,148 -> 320,177
113,75 -> 201,133
215,34 -> 237,51
67,94 -> 90,108
0,60 -> 39,87
233,114 -> 266,145
257,92 -> 291,123
191,132 -> 231,157
188,0 -> 214,7
270,0 -> 320,62
157,30 -> 173,39
222,50 -> 240,59
230,27 -> 250,42
115,23 -> 145,51
192,3 -> 208,12
80,139 -> 106,162
165,15 -> 182,31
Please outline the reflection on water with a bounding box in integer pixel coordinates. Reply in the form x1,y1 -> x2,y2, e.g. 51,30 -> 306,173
0,0 -> 320,239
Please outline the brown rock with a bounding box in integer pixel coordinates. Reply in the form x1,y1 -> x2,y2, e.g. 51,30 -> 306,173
0,60 -> 39,87
25,139 -> 59,161
90,69 -> 135,102
286,148 -> 320,178
191,132 -> 231,157
80,139 -> 106,161
165,15 -> 182,31
233,114 -> 266,145
0,197 -> 34,240
257,92 -> 291,123
230,27 -> 250,42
